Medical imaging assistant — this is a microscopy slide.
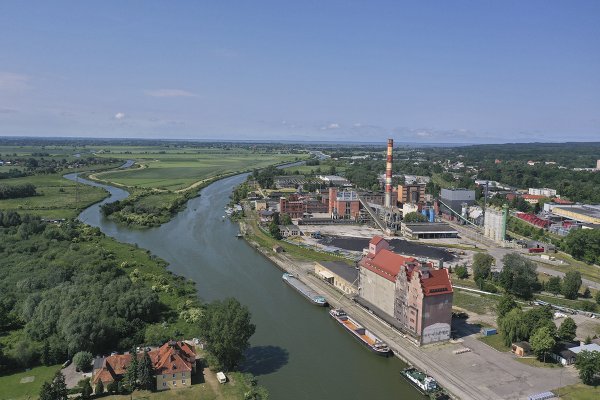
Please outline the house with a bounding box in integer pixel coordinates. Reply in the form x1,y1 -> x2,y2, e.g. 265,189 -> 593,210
314,261 -> 359,295
512,342 -> 532,357
357,236 -> 453,345
550,342 -> 578,365
92,340 -> 197,391
279,225 -> 300,237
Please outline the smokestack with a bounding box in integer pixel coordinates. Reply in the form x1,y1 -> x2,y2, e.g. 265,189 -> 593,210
385,138 -> 393,208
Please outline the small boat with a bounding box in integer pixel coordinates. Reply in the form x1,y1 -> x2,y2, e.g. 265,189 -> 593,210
236,233 -> 243,238
401,367 -> 438,393
329,309 -> 391,356
282,273 -> 327,306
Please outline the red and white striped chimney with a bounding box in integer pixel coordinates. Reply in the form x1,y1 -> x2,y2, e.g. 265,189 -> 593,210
385,138 -> 393,208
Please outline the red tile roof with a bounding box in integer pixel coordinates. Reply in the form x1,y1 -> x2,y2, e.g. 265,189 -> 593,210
92,341 -> 196,385
360,249 -> 416,282
418,267 -> 453,296
370,235 -> 385,245
150,341 -> 196,375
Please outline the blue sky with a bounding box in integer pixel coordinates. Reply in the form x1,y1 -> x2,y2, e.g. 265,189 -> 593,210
1,1 -> 599,143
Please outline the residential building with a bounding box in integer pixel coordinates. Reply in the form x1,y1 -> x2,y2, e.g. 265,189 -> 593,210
92,341 -> 197,391
314,261 -> 359,295
522,194 -> 546,204
528,188 -> 557,197
279,225 -> 301,237
358,237 -> 453,344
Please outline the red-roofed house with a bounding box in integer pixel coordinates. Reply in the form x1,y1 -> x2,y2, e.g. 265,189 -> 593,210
358,237 -> 453,344
92,340 -> 197,391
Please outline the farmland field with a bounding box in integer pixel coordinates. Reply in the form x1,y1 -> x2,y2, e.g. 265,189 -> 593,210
95,151 -> 306,191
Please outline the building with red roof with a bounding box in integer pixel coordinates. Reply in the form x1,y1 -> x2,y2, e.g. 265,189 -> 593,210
358,237 -> 453,344
92,340 -> 197,392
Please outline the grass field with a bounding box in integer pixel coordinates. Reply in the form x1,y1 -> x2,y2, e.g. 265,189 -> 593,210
453,290 -> 498,315
555,383 -> 600,400
0,365 -> 61,400
96,151 -> 305,191
0,173 -> 109,219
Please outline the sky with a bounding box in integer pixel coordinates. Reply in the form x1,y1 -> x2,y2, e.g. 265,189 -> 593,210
0,1 -> 599,144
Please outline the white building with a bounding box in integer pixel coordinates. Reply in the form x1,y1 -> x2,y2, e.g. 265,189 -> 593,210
528,188 -> 557,197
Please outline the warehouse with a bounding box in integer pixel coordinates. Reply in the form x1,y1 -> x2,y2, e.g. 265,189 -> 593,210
401,222 -> 458,239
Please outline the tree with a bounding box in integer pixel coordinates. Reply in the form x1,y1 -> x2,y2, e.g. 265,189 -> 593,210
137,350 -> 154,391
455,265 -> 468,279
563,229 -> 600,265
596,290 -> 600,305
496,294 -> 519,319
73,351 -> 93,372
403,212 -> 427,223
106,380 -> 118,394
472,253 -> 494,281
79,378 -> 93,399
575,350 -> 600,385
562,271 -> 582,300
583,287 -> 591,299
499,308 -> 528,347
199,298 -> 256,371
523,306 -> 554,339
95,380 -> 104,395
280,213 -> 292,226
123,349 -> 138,391
40,340 -> 51,366
39,371 -> 68,400
557,317 -> 577,342
545,276 -> 562,296
499,253 -> 539,298
530,326 -> 556,362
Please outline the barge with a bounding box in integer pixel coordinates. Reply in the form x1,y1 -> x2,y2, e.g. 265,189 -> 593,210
401,367 -> 438,393
282,273 -> 327,306
329,309 -> 391,356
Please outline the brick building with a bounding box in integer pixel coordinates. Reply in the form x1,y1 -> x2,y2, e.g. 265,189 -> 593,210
397,183 -> 426,205
358,237 -> 453,344
328,188 -> 361,220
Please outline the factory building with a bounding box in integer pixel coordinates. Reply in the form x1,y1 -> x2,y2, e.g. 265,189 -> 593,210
484,205 -> 508,243
328,187 -> 361,220
439,188 -> 475,217
552,205 -> 600,225
279,194 -> 328,219
358,237 -> 453,344
401,222 -> 458,240
398,183 -> 426,205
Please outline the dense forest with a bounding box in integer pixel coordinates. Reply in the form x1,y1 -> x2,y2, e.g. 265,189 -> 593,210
0,213 -> 201,374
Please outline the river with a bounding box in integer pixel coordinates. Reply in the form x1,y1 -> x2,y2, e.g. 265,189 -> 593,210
64,172 -> 425,400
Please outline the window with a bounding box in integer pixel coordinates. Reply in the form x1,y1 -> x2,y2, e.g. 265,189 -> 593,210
173,381 -> 176,386
182,379 -> 186,385
162,382 -> 166,387
182,372 -> 185,377
162,374 -> 166,379
172,374 -> 176,378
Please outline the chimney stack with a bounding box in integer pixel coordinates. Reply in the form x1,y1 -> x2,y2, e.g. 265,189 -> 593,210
385,138 -> 393,208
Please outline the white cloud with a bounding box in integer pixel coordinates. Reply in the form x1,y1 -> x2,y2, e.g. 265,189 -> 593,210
328,123 -> 340,129
114,112 -> 126,120
145,89 -> 197,98
0,72 -> 29,91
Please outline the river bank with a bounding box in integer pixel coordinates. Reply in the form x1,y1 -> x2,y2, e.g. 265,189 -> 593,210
66,172 -> 425,400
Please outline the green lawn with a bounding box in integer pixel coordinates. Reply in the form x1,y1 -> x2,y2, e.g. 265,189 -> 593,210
453,290 -> 498,315
555,383 -> 600,400
0,365 -> 61,400
478,334 -> 510,352
516,357 -> 560,368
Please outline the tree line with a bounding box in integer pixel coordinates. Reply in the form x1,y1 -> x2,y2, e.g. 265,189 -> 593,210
0,183 -> 36,199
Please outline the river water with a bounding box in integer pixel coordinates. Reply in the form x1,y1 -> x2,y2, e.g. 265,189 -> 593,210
65,172 -> 424,400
